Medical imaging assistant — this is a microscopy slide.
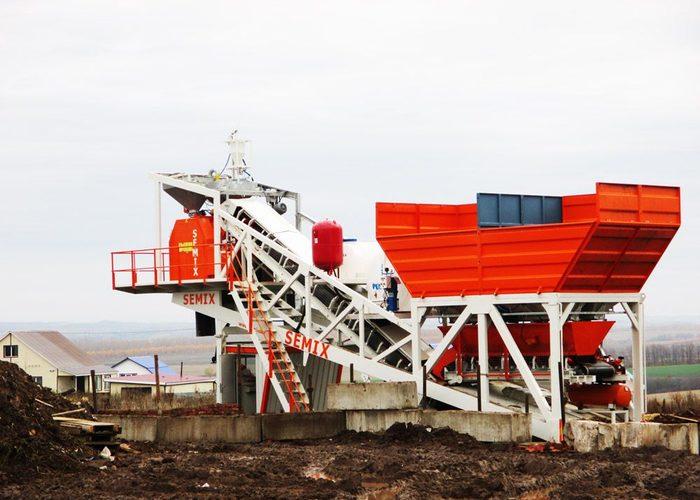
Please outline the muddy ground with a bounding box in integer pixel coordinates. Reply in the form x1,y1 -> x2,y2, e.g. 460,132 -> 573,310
1,425 -> 698,499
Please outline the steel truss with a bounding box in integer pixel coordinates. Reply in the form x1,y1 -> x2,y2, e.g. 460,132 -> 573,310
144,173 -> 648,442
412,293 -> 645,441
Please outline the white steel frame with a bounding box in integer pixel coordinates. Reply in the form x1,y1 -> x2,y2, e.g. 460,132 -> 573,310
144,173 -> 649,443
412,292 -> 646,441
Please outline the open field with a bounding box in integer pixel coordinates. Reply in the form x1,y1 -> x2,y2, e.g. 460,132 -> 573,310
645,364 -> 700,394
647,364 -> 700,377
2,427 -> 699,499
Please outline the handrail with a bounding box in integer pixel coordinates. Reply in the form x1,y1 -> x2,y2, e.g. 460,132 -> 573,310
111,243 -> 236,288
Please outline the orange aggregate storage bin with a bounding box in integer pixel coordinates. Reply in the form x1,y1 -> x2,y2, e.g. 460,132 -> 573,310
438,321 -> 614,358
376,183 -> 680,297
431,320 -> 615,378
169,215 -> 215,281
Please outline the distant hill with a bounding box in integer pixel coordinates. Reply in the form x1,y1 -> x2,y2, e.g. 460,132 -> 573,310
3,316 -> 698,376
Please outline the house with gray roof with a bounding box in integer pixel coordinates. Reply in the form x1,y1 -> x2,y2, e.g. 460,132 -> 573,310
111,355 -> 177,377
0,331 -> 116,393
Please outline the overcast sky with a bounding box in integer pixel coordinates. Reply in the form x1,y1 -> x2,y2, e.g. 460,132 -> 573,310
1,1 -> 698,323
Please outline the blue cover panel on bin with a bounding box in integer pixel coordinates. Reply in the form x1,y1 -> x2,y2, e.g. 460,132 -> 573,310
477,193 -> 562,227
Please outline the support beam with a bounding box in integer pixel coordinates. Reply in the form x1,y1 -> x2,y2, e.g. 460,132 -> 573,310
424,306 -> 472,374
263,270 -> 302,311
317,303 -> 354,341
372,336 -> 411,363
245,233 -> 253,281
489,305 -> 552,421
477,313 -> 490,411
561,302 -> 575,324
544,303 -> 563,430
358,306 -> 365,358
411,303 -> 423,398
628,301 -> 646,421
213,192 -> 222,272
303,272 -> 313,365
621,302 -> 640,331
214,319 -> 226,404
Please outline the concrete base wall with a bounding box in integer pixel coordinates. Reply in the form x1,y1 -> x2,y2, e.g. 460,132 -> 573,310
97,412 -> 344,444
326,382 -> 418,410
346,409 -> 531,443
109,415 -> 159,442
565,420 -> 699,454
261,412 -> 345,441
156,416 -> 262,443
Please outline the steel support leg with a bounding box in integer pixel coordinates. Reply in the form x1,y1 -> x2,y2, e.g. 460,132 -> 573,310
544,302 -> 563,440
303,272 -> 313,365
630,301 -> 646,421
477,313 -> 490,410
358,305 -> 365,358
215,318 -> 226,404
411,304 -> 423,400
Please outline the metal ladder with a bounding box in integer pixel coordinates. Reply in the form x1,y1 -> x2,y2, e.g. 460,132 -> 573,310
225,246 -> 310,413
244,284 -> 311,412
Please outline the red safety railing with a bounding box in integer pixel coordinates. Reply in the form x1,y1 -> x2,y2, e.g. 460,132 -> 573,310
111,243 -> 238,289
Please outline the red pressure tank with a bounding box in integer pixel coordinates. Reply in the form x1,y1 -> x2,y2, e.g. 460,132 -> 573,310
567,383 -> 632,410
312,220 -> 343,273
169,215 -> 215,281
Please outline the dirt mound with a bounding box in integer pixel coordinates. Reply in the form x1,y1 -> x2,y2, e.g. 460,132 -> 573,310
0,361 -> 87,476
645,412 -> 699,424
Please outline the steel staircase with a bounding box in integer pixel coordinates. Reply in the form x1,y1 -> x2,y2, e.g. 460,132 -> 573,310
225,247 -> 311,412
244,285 -> 311,412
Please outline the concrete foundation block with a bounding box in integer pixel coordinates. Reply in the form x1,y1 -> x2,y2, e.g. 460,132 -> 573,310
345,409 -> 531,443
565,420 -> 610,453
345,409 -> 421,433
155,416 -> 261,443
261,411 -> 345,441
326,382 -> 418,410
596,422 -> 617,450
566,420 -> 698,454
421,410 -> 530,443
97,414 -> 261,443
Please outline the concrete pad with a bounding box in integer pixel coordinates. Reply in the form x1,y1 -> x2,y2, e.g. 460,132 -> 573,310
345,409 -> 531,443
326,382 -> 418,410
261,411 -> 345,441
566,420 -> 698,454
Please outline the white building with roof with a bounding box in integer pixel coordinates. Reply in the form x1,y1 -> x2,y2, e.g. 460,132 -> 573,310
110,356 -> 177,377
0,331 -> 116,393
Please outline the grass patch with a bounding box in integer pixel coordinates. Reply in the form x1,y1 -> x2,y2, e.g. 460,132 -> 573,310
646,363 -> 700,378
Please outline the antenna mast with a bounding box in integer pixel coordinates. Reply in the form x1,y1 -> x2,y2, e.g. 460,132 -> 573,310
226,130 -> 251,181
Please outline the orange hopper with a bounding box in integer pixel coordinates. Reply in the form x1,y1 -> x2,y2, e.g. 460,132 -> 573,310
376,183 -> 680,297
